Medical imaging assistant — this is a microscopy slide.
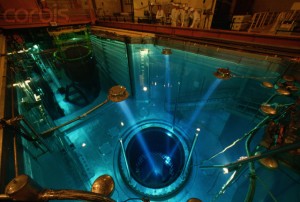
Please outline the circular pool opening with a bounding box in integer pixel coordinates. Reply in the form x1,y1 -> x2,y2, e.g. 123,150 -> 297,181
126,127 -> 185,189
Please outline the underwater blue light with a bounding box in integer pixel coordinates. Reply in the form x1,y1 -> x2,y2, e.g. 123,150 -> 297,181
136,132 -> 158,173
165,55 -> 171,105
168,140 -> 181,157
125,127 -> 186,189
117,101 -> 158,174
117,101 -> 135,123
164,156 -> 171,165
187,79 -> 222,127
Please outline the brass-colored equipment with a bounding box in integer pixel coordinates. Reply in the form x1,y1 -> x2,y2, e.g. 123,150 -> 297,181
91,175 -> 115,197
162,48 -> 172,55
213,68 -> 232,80
255,152 -> 278,169
108,85 -> 129,102
5,174 -> 115,202
259,157 -> 279,169
261,81 -> 274,88
260,104 -> 277,115
287,85 -> 299,91
276,88 -> 290,96
41,85 -> 129,136
187,198 -> 203,202
283,75 -> 295,82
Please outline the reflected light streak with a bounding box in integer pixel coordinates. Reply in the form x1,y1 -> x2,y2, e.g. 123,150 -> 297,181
117,101 -> 158,174
165,55 -> 171,105
187,79 -> 222,127
169,141 -> 180,157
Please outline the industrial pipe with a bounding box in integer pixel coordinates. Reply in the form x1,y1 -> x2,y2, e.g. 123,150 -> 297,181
41,99 -> 109,136
5,174 -> 115,202
41,85 -> 129,136
182,130 -> 200,180
119,138 -> 131,179
39,190 -> 115,201
198,141 -> 300,170
0,194 -> 11,200
244,121 -> 257,202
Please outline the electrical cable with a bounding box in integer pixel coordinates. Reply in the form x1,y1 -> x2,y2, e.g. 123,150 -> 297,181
200,135 -> 247,164
212,164 -> 247,201
194,116 -> 271,167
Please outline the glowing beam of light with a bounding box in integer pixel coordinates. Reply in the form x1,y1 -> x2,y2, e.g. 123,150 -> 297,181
136,132 -> 159,174
168,140 -> 181,158
165,55 -> 171,107
117,101 -> 136,124
187,79 -> 222,128
117,101 -> 158,174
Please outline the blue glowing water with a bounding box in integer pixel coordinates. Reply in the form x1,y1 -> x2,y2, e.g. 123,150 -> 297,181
37,41 -> 300,202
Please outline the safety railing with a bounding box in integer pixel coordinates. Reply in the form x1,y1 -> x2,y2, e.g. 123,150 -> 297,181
248,11 -> 279,32
97,15 -> 134,23
248,10 -> 300,33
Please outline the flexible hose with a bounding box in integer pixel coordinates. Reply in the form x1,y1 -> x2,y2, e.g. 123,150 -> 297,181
244,124 -> 257,202
39,189 -> 115,202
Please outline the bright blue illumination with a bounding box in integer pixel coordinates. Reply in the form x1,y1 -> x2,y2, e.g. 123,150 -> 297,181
117,101 -> 136,123
136,132 -> 158,172
187,79 -> 222,127
169,140 -> 181,157
117,101 -> 158,174
164,156 -> 171,165
124,126 -> 186,189
165,55 -> 171,105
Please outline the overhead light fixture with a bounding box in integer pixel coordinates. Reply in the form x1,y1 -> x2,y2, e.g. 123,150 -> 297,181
213,68 -> 232,80
162,48 -> 172,55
